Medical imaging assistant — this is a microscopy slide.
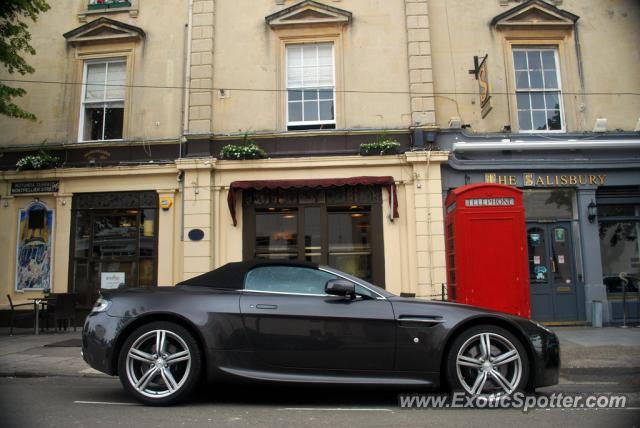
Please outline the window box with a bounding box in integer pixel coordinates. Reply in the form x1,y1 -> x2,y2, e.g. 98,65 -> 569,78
219,134 -> 267,160
88,0 -> 132,11
359,140 -> 400,156
16,150 -> 61,171
219,144 -> 267,160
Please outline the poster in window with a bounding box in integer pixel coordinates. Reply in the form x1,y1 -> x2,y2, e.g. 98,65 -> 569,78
529,233 -> 541,246
15,202 -> 54,291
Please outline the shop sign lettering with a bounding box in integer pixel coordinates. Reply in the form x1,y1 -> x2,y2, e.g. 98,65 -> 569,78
11,181 -> 59,194
485,173 -> 606,187
464,198 -> 515,207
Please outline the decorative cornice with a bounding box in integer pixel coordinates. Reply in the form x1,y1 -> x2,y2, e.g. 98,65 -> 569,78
491,0 -> 578,29
265,0 -> 352,28
63,17 -> 145,44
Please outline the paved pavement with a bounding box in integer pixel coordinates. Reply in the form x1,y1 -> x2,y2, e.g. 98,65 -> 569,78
0,328 -> 106,378
552,327 -> 640,369
0,326 -> 638,378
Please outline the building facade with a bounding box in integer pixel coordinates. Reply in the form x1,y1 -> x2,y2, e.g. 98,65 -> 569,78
428,0 -> 640,324
2,0 -> 637,326
0,0 -> 447,314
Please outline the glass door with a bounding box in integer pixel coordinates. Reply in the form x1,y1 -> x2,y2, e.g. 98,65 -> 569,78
71,195 -> 158,307
527,222 -> 579,322
244,186 -> 384,286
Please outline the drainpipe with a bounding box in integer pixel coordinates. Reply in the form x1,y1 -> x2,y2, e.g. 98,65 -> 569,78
179,0 -> 194,243
181,0 -> 194,155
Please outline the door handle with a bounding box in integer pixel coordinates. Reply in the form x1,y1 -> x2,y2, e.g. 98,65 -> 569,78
255,304 -> 278,310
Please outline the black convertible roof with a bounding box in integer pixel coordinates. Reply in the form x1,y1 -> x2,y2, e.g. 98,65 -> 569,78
175,259 -> 318,289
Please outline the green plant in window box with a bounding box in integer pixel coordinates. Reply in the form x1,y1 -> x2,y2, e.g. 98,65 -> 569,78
16,148 -> 61,171
359,136 -> 400,156
219,133 -> 267,160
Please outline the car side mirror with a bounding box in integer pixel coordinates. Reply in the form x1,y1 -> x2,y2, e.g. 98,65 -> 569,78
325,279 -> 356,299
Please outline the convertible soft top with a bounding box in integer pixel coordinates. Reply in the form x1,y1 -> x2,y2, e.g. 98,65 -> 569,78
175,259 -> 318,289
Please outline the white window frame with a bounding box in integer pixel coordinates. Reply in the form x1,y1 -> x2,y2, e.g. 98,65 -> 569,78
285,43 -> 336,128
78,58 -> 126,142
513,47 -> 565,133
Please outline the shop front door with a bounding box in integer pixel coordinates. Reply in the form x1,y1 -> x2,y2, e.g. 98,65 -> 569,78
526,222 -> 579,322
69,192 -> 158,308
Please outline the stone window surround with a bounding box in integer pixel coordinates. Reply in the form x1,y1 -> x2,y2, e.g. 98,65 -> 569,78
501,33 -> 578,134
277,33 -> 345,131
72,46 -> 136,143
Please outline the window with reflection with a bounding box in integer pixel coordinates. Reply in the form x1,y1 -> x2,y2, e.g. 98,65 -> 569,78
255,208 -> 298,260
80,58 -> 126,141
523,189 -> 575,220
327,206 -> 372,282
70,192 -> 158,306
286,43 -> 335,130
513,47 -> 563,132
598,203 -> 640,295
245,266 -> 337,294
244,186 -> 384,286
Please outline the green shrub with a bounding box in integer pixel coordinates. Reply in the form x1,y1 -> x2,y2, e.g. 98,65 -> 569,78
16,149 -> 61,171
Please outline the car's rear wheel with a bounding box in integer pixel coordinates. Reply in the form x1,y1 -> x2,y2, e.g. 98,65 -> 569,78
446,324 -> 529,397
118,321 -> 201,405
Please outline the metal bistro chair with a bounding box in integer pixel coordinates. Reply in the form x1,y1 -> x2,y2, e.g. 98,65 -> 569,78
7,294 -> 36,336
46,293 -> 77,332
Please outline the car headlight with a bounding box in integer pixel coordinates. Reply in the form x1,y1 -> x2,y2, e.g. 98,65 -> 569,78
91,297 -> 111,313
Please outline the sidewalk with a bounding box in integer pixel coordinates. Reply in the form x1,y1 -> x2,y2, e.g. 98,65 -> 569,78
552,326 -> 640,369
0,326 -> 638,378
0,328 -> 107,378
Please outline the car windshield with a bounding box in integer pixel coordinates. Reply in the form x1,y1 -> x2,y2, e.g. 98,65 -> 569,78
319,265 -> 395,298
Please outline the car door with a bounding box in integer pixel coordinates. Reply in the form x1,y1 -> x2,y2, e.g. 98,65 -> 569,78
239,265 -> 395,371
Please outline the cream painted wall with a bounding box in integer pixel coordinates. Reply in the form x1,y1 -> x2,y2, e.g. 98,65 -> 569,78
211,0 -> 412,134
0,0 -> 188,146
429,0 -> 640,132
0,165 -> 181,307
205,153 -> 448,297
0,155 -> 448,307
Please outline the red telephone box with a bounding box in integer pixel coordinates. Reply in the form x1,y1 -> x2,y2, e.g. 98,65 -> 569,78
444,183 -> 530,318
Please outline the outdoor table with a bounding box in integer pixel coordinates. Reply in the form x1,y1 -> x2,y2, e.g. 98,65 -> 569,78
26,298 -> 48,335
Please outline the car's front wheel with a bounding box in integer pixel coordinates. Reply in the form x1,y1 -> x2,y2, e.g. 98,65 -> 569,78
446,324 -> 529,396
118,321 -> 201,405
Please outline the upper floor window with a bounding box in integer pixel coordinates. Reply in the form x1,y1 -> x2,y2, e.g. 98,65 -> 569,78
286,43 -> 335,131
88,0 -> 132,10
513,47 -> 564,132
80,59 -> 126,142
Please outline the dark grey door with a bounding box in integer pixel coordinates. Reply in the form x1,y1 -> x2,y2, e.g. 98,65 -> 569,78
527,222 -> 579,322
239,265 -> 395,371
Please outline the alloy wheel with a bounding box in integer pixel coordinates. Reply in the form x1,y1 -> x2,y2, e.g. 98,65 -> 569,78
455,332 -> 522,396
125,329 -> 192,399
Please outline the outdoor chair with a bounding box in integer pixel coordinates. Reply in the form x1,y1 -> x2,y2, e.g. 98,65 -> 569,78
6,294 -> 35,336
46,293 -> 77,332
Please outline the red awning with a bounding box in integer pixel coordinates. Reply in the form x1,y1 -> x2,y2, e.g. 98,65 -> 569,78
227,176 -> 399,226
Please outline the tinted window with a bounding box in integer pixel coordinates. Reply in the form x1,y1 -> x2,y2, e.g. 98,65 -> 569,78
603,277 -> 639,294
245,266 -> 337,295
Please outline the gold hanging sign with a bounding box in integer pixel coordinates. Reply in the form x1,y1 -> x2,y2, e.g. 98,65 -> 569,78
469,54 -> 492,118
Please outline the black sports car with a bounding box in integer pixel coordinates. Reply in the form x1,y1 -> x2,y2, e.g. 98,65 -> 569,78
82,260 -> 559,405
